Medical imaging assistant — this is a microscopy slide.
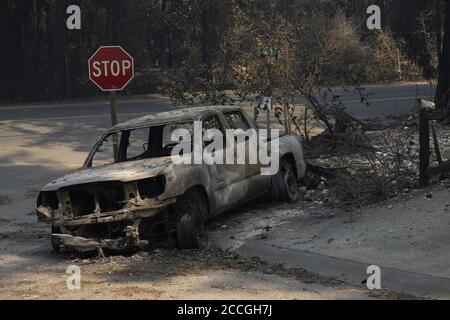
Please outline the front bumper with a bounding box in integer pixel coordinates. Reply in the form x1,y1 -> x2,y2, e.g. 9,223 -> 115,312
52,233 -> 149,253
41,198 -> 177,253
37,198 -> 176,227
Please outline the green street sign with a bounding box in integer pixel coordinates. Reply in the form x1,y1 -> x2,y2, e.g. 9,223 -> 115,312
259,48 -> 279,60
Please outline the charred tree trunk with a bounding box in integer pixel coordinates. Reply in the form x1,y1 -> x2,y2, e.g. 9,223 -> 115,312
200,4 -> 212,71
435,0 -> 450,106
419,109 -> 430,187
436,0 -> 443,67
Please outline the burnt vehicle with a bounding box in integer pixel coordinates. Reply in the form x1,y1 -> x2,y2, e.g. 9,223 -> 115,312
36,106 -> 305,253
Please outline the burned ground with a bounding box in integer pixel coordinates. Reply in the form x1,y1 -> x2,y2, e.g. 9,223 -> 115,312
301,112 -> 450,208
0,212 -> 417,300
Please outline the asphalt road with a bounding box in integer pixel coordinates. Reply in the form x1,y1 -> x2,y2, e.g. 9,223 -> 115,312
0,82 -> 437,170
0,82 -> 436,123
326,83 -> 435,119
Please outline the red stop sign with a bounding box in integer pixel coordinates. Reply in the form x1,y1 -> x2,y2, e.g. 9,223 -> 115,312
88,46 -> 134,91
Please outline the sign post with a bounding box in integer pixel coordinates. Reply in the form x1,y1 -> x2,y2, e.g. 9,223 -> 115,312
109,91 -> 119,159
260,47 -> 279,137
88,46 -> 134,161
262,96 -> 272,137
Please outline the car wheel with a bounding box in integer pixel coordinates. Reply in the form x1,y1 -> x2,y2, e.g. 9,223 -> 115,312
272,158 -> 298,202
173,190 -> 208,249
176,210 -> 205,249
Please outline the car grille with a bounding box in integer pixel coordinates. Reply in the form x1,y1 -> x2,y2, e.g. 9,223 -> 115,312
67,183 -> 125,217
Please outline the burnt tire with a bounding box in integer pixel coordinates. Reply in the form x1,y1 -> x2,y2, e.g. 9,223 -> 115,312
272,158 -> 298,202
176,211 -> 205,249
173,189 -> 208,250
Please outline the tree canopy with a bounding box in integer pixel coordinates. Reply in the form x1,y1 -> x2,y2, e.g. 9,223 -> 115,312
0,0 -> 448,104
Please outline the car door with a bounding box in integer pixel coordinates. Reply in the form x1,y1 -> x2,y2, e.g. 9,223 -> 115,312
201,114 -> 249,214
223,110 -> 272,198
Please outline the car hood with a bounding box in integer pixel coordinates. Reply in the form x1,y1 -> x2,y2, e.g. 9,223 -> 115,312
41,157 -> 175,191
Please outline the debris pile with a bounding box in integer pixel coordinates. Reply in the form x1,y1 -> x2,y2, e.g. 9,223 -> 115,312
302,113 -> 450,208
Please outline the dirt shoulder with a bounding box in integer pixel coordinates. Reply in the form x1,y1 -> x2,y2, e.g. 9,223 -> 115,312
0,222 -> 391,300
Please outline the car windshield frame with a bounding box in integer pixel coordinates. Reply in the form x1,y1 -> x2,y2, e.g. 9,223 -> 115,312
83,121 -> 195,168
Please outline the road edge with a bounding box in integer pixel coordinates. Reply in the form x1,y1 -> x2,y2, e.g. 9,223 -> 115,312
226,240 -> 450,299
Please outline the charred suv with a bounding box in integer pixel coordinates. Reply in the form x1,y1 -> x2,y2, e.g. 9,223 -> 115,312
36,106 -> 305,253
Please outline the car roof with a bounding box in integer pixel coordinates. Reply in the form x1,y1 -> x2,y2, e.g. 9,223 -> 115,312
111,105 -> 242,131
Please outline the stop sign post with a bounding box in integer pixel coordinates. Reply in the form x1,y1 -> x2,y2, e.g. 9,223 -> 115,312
88,46 -> 134,160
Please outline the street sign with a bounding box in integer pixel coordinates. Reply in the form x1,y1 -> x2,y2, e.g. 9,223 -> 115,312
88,46 -> 134,91
88,46 -> 135,161
259,48 -> 279,60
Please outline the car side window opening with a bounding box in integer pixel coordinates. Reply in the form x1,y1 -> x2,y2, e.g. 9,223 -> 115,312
202,116 -> 222,131
224,112 -> 250,131
124,127 -> 151,161
202,116 -> 225,148
123,126 -> 173,161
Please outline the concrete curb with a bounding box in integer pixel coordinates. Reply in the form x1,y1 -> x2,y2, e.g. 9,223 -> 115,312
235,240 -> 450,299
